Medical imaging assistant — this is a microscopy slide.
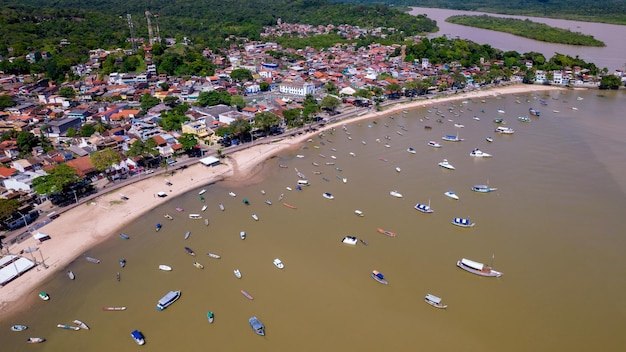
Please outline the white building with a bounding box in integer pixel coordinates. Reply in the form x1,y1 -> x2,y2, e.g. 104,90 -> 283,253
278,82 -> 315,96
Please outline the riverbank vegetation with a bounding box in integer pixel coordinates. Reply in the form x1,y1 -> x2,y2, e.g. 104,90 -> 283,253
446,15 -> 605,47
339,0 -> 626,25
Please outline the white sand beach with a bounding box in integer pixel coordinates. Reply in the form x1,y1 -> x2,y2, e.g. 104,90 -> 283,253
0,84 -> 561,315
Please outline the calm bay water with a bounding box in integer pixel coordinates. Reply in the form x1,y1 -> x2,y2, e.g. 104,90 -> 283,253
3,89 -> 626,351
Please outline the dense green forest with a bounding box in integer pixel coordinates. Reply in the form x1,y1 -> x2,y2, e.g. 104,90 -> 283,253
447,15 -> 605,47
337,0 -> 626,25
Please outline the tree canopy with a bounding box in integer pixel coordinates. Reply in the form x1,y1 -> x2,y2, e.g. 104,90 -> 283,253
32,163 -> 80,195
0,198 -> 20,220
254,111 -> 282,135
90,148 -> 123,171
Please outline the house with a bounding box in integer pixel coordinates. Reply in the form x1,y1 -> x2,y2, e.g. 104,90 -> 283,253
181,120 -> 213,142
66,156 -> 97,178
47,117 -> 82,136
278,81 -> 315,96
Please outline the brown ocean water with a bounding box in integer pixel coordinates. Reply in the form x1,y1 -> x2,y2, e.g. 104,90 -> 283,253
2,89 -> 626,351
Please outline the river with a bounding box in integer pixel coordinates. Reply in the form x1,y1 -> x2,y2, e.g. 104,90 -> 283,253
409,7 -> 626,72
3,88 -> 626,351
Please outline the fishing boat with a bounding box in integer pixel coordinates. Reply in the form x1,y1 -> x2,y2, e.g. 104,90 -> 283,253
234,269 -> 242,279
243,198 -> 250,205
184,247 -> 196,256
240,231 -> 246,240
73,320 -> 89,330
156,290 -> 181,310
472,184 -> 498,193
86,257 -> 101,264
155,223 -> 162,232
164,214 -> 173,220
322,192 -> 334,200
207,312 -> 214,324
452,217 -> 475,228
198,189 -> 206,195
493,117 -> 504,124
470,148 -> 492,158
428,141 -> 442,148
11,324 -> 27,331
159,265 -> 172,271
407,147 -> 416,154
354,210 -> 364,217
486,137 -> 494,143
252,213 -> 259,221
529,107 -> 540,116
204,219 -> 209,226
389,190 -> 403,198
175,207 -> 184,212
371,270 -> 388,285
39,292 -> 50,301
219,203 -> 225,211
119,233 -> 130,240
207,253 -> 221,259
67,271 -> 75,280
201,205 -> 208,212
241,290 -> 254,300
438,159 -> 455,170
395,167 -> 401,173
342,236 -> 358,246
282,202 -> 297,209
189,214 -> 202,219
184,231 -> 191,240
454,123 -> 465,128
199,195 -> 205,202
57,324 -> 80,331
377,228 -> 396,237
414,201 -> 434,213
424,294 -> 448,309
456,258 -> 502,277
193,262 -> 204,269
518,116 -> 531,122
131,330 -> 145,345
273,258 -> 285,269
116,272 -> 121,282
495,126 -> 515,134
119,258 -> 126,268
229,191 -> 236,197
26,337 -> 45,344
249,317 -> 265,336
102,306 -> 126,311
444,191 -> 459,200
265,200 -> 272,205
360,239 -> 369,246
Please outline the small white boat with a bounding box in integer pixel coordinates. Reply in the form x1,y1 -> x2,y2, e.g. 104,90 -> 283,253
219,203 -> 225,211
26,337 -> 45,344
286,186 -> 293,191
204,219 -> 209,226
486,137 -> 494,143
395,167 -> 401,173
390,190 -> 403,198
228,191 -> 236,197
323,192 -> 334,200
189,214 -> 202,219
472,184 -> 498,193
207,253 -> 221,259
438,159 -> 455,170
73,320 -> 89,330
497,109 -> 505,114
414,201 -> 434,213
252,213 -> 259,221
296,154 -> 304,158
427,141 -> 442,148
354,210 -> 364,217
473,116 -> 480,121
470,148 -> 492,158
198,189 -> 206,195
260,189 -> 266,195
444,191 -> 459,200
265,200 -> 272,205
184,231 -> 191,240
201,205 -> 208,212
67,271 -> 75,280
240,231 -> 246,240
342,236 -> 358,245
273,258 -> 285,269
159,265 -> 172,271
454,123 -> 464,128
407,147 -> 416,154
495,126 -> 515,134
57,324 -> 80,331
11,324 -> 27,331
425,294 -> 447,309
452,217 -> 475,228
349,152 -> 356,157
131,330 -> 145,346
234,269 -> 242,279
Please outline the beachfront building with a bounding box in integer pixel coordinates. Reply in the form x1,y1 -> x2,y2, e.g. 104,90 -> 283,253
278,81 -> 315,96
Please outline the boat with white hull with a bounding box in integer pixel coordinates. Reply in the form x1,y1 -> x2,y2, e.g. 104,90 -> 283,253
470,148 -> 492,158
452,217 -> 475,227
438,159 -> 455,170
156,290 -> 181,310
457,258 -> 502,277
424,294 -> 447,309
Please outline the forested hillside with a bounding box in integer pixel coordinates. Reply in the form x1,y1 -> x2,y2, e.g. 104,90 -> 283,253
337,0 -> 626,25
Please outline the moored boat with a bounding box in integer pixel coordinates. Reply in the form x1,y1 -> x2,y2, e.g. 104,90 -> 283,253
207,311 -> 214,324
249,317 -> 265,336
234,269 -> 242,279
438,159 -> 455,170
425,294 -> 447,309
282,203 -> 297,209
57,324 -> 80,331
119,258 -> 126,268
407,147 -> 416,154
207,253 -> 221,259
131,330 -> 145,345
252,213 -> 259,221
67,271 -> 75,280
371,270 -> 388,285
119,233 -> 130,240
164,214 -> 173,220
193,262 -> 204,269
86,257 -> 101,264
241,290 -> 254,300
354,210 -> 364,217
26,337 -> 45,344
102,306 -> 126,311
11,324 -> 28,331
414,201 -> 434,213
201,205 -> 208,212
452,217 -> 475,228
485,137 -> 494,143
342,236 -> 358,245
444,191 -> 459,200
229,191 -> 236,197
73,320 -> 89,330
442,133 -> 463,142
495,126 -> 515,134
470,148 -> 492,158
184,231 -> 191,240
377,228 -> 396,237
457,258 -> 502,277
155,223 -> 162,232
204,219 -> 209,226
472,184 -> 497,193
219,203 -> 225,211
322,192 -> 334,200
156,290 -> 181,310
184,247 -> 196,256
428,141 -> 442,148
273,258 -> 285,269
39,291 -> 50,301
159,265 -> 172,271
189,214 -> 202,219
198,189 -> 206,195
240,231 -> 246,240
389,190 -> 403,198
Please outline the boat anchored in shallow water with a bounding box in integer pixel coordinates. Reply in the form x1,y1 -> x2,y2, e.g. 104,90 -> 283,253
424,294 -> 447,309
472,184 -> 497,193
457,258 -> 502,277
371,270 -> 388,285
444,191 -> 459,200
438,159 -> 455,170
249,317 -> 265,336
452,217 -> 475,228
131,330 -> 145,345
156,290 -> 181,310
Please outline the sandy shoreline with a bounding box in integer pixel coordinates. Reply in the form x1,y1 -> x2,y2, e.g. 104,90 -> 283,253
0,84 -> 561,316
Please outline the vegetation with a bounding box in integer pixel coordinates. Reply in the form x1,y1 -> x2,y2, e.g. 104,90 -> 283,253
254,111 -> 282,136
32,163 -> 80,195
446,15 -> 605,47
599,75 -> 622,90
158,103 -> 190,131
126,138 -> 158,158
0,198 -> 20,220
90,148 -> 122,171
338,0 -> 626,25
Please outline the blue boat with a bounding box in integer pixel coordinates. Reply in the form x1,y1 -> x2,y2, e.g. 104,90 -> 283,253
249,317 -> 265,336
441,133 -> 463,142
119,258 -> 126,268
452,217 -> 475,228
119,233 -> 129,240
414,201 -> 434,213
371,270 -> 388,285
156,290 -> 181,310
131,330 -> 145,345
155,223 -> 162,232
471,185 -> 497,193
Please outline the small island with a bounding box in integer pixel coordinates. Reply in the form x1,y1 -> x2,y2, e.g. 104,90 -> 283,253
446,15 -> 606,47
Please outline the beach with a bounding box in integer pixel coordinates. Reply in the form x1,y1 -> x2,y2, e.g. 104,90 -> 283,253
0,84 -> 562,316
